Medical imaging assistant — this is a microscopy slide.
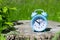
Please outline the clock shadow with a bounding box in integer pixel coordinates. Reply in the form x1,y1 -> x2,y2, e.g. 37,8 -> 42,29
34,28 -> 51,32
57,25 -> 60,27
43,28 -> 51,32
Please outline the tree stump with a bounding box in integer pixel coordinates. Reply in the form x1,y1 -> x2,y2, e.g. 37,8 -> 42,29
6,20 -> 60,40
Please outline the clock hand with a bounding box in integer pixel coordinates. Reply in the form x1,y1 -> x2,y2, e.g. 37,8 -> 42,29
36,20 -> 40,25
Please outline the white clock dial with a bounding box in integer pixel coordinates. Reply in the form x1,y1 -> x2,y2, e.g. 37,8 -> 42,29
33,19 -> 46,31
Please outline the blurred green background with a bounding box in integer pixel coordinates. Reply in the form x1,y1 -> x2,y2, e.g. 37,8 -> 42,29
0,0 -> 60,22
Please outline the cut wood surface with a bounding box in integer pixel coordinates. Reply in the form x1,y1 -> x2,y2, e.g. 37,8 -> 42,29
14,20 -> 60,34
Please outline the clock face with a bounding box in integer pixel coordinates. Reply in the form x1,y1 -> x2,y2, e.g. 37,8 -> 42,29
31,15 -> 47,31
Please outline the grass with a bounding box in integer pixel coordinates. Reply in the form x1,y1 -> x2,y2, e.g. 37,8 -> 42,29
0,34 -> 6,40
0,0 -> 60,22
52,31 -> 60,40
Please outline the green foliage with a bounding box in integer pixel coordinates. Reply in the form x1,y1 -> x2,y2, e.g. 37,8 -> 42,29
0,0 -> 60,22
52,31 -> 60,40
0,7 -> 16,33
0,34 -> 6,40
10,7 -> 17,10
5,22 -> 13,27
0,15 -> 2,20
0,0 -> 3,3
2,7 -> 8,13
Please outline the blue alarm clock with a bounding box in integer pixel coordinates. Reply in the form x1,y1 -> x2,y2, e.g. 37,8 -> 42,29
31,9 -> 47,32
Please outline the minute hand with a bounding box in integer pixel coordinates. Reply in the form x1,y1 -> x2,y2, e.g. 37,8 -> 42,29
36,20 -> 40,25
